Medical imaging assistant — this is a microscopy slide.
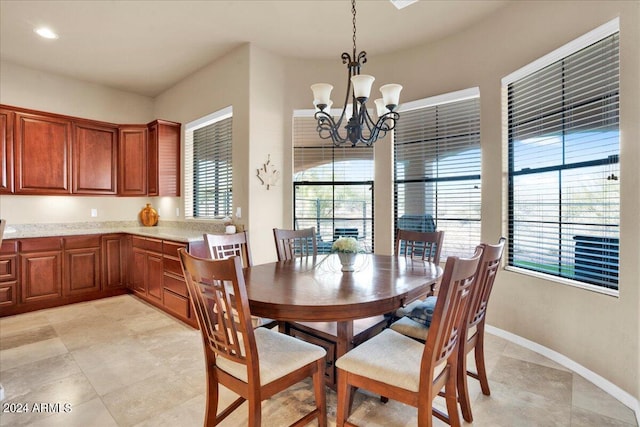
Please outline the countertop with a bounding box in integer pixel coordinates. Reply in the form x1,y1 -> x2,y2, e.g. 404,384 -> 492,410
1,221 -> 228,243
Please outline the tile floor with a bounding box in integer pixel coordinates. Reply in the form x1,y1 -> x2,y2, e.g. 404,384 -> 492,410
0,294 -> 637,427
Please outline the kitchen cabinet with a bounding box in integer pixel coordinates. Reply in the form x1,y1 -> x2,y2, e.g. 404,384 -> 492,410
15,111 -> 72,194
20,237 -> 64,304
102,234 -> 127,289
118,125 -> 148,196
64,235 -> 101,296
131,236 -> 163,302
0,240 -> 18,308
162,240 -> 192,325
72,121 -> 118,194
147,120 -> 181,197
0,108 -> 14,194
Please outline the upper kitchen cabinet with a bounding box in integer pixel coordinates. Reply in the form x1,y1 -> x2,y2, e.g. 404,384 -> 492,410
118,125 -> 148,196
72,121 -> 119,195
0,108 -> 14,194
147,120 -> 181,197
15,111 -> 72,194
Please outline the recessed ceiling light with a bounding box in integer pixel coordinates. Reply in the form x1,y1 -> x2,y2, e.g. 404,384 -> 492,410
390,0 -> 419,10
34,27 -> 59,39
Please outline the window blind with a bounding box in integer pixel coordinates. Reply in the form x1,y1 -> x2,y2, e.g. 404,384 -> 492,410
293,115 -> 374,252
507,31 -> 620,291
191,116 -> 233,218
394,95 -> 481,259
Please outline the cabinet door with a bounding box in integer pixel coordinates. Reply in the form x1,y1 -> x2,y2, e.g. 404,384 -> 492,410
20,250 -> 63,303
0,241 -> 18,309
64,247 -> 101,296
146,252 -> 163,301
131,247 -> 147,294
102,234 -> 126,289
73,121 -> 118,194
15,112 -> 72,194
118,125 -> 148,196
148,120 -> 181,197
0,108 -> 14,194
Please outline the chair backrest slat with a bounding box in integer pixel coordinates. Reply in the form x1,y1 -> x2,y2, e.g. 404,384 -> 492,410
179,249 -> 257,369
467,238 -> 506,330
395,229 -> 444,264
422,247 -> 482,372
204,231 -> 253,267
273,227 -> 317,261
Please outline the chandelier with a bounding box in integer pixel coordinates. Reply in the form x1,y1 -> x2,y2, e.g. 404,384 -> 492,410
311,0 -> 402,147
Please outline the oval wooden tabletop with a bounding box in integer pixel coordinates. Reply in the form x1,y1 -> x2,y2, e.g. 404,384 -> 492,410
243,254 -> 443,322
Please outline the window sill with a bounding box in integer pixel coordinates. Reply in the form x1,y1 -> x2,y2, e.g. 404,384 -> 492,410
504,266 -> 619,298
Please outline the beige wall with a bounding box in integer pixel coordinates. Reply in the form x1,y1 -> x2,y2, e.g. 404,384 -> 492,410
1,0 -> 638,403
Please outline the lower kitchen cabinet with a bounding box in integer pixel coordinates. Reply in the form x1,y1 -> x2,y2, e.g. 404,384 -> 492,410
102,234 -> 127,289
20,237 -> 64,304
64,235 -> 101,296
130,236 -> 163,303
0,240 -> 18,307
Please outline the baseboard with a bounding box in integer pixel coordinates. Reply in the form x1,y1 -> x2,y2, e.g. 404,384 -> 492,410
485,324 -> 640,426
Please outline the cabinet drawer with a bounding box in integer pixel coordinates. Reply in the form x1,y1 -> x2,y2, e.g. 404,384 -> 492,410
132,236 -> 146,249
146,238 -> 163,253
65,235 -> 101,249
0,255 -> 17,281
0,282 -> 16,307
163,256 -> 183,276
163,240 -> 186,256
0,240 -> 17,254
164,273 -> 188,297
163,289 -> 190,319
20,237 -> 63,252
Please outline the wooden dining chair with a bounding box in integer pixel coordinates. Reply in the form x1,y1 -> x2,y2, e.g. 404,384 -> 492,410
273,227 -> 317,261
203,232 -> 277,329
335,248 -> 483,427
389,238 -> 506,423
456,237 -> 505,422
178,249 -> 327,427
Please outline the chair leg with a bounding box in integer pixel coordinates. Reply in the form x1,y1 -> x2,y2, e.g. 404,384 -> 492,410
475,323 -> 491,396
247,393 -> 262,427
444,367 -> 462,427
336,370 -> 352,427
313,359 -> 327,427
457,344 -> 473,423
205,361 -> 219,426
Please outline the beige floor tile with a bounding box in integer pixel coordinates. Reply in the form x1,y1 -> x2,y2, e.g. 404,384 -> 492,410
132,394 -> 205,427
572,374 -> 637,425
571,406 -> 637,427
0,324 -> 57,351
0,312 -> 50,338
502,341 -> 571,372
52,315 -> 133,351
0,337 -> 68,371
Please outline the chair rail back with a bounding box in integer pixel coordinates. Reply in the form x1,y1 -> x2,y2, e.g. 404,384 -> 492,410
395,229 -> 444,264
204,231 -> 253,267
273,227 -> 317,261
467,238 -> 506,330
423,247 -> 482,373
178,249 -> 257,370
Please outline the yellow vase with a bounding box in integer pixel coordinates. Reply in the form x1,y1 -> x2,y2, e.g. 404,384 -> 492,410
140,203 -> 159,227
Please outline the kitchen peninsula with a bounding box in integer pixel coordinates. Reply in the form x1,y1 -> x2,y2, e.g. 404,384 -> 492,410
0,220 -> 223,326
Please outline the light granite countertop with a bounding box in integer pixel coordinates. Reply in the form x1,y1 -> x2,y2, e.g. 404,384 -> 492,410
1,220 -> 229,243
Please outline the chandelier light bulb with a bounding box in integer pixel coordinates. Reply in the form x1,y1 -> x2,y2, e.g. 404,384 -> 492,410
310,83 -> 333,108
380,84 -> 403,110
351,74 -> 375,101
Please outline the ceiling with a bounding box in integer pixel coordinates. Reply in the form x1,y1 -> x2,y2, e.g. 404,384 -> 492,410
0,0 -> 509,97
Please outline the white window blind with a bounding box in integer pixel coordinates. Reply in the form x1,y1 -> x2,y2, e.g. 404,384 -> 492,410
394,93 -> 481,259
184,107 -> 233,219
505,25 -> 619,292
293,114 -> 374,252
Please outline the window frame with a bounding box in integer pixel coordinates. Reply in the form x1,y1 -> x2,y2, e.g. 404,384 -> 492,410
502,18 -> 620,296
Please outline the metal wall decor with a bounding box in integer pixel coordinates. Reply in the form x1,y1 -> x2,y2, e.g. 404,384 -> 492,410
257,155 -> 280,190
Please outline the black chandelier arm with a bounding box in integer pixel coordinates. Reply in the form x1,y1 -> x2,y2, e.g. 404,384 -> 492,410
314,111 -> 350,145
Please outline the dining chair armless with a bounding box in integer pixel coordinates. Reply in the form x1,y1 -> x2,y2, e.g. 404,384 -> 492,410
390,237 -> 506,423
178,249 -> 327,427
273,227 -> 317,261
335,248 -> 483,427
203,232 -> 277,329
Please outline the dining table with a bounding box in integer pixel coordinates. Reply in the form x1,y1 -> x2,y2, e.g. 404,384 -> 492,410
243,253 -> 443,362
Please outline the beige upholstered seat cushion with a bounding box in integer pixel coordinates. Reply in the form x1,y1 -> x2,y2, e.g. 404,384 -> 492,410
216,327 -> 326,385
335,329 -> 445,392
390,316 -> 430,341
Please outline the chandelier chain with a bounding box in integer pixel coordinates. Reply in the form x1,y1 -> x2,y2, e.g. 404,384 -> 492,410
352,0 -> 357,56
